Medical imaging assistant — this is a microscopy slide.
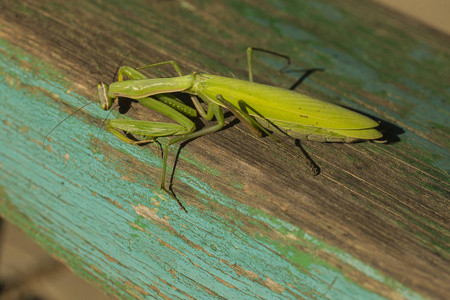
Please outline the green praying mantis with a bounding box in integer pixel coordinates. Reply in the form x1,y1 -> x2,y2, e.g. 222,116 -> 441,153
95,47 -> 382,209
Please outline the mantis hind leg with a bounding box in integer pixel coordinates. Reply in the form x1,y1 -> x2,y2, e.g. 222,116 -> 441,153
216,94 -> 320,176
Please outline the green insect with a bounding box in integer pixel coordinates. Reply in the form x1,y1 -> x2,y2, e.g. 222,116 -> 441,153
97,47 -> 382,209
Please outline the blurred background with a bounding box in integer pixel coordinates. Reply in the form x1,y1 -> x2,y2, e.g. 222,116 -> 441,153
376,0 -> 449,35
1,0 -> 448,299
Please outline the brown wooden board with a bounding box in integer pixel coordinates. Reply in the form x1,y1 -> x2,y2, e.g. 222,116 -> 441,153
0,0 -> 449,299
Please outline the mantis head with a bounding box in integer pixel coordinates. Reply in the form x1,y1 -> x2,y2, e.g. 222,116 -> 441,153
97,82 -> 114,110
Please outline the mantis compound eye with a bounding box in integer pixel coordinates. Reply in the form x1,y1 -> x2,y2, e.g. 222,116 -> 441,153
97,82 -> 113,110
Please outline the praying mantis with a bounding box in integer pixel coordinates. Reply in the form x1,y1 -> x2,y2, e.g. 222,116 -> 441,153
97,47 -> 383,209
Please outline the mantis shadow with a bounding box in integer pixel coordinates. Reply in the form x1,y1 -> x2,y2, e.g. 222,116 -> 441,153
284,68 -> 325,90
337,104 -> 403,144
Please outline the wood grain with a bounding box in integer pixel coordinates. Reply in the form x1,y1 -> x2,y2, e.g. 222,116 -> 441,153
0,0 -> 448,299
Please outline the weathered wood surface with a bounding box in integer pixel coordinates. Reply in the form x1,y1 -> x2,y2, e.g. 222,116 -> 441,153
0,0 -> 448,299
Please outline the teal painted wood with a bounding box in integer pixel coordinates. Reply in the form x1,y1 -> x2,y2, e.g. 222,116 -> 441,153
0,0 -> 449,299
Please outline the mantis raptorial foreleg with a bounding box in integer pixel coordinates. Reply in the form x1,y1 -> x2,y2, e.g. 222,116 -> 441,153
112,64 -> 197,118
124,62 -> 214,121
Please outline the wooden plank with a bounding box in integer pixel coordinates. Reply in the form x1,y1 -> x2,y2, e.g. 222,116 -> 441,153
0,0 -> 448,299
